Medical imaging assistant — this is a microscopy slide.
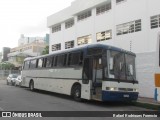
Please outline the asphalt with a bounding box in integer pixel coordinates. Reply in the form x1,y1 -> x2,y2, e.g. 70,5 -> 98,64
1,78 -> 159,109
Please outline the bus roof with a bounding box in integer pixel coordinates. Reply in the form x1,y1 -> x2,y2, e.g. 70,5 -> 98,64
24,44 -> 136,61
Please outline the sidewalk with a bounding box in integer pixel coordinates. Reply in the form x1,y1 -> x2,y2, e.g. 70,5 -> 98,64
134,97 -> 160,110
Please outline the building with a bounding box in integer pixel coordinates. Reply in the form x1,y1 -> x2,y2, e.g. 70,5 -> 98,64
18,34 -> 49,47
0,52 -> 2,62
8,42 -> 47,67
1,47 -> 10,62
8,35 -> 48,67
47,0 -> 160,98
44,34 -> 50,45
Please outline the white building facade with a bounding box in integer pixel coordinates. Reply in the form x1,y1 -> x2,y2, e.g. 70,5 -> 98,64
47,0 -> 160,98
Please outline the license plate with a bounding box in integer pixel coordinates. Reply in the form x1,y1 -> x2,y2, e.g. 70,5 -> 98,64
123,94 -> 129,98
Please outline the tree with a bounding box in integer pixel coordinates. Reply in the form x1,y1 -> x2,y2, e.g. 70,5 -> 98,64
0,62 -> 15,70
42,46 -> 49,55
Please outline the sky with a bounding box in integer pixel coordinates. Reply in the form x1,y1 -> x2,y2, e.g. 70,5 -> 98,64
0,0 -> 74,51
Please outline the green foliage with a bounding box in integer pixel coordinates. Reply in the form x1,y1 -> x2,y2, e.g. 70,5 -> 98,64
0,62 -> 15,70
42,45 -> 49,55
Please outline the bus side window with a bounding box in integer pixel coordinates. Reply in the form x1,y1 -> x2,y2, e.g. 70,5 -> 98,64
68,51 -> 83,66
56,54 -> 67,67
82,58 -> 91,84
45,57 -> 53,68
79,52 -> 83,65
64,54 -> 67,66
37,58 -> 43,68
54,56 -> 57,67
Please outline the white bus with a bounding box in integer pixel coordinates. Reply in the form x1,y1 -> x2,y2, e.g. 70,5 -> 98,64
21,44 -> 138,102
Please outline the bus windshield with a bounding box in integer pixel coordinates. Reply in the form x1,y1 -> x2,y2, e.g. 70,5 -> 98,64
125,54 -> 136,80
108,50 -> 136,81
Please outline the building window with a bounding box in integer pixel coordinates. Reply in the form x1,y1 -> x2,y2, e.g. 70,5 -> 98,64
151,14 -> 160,29
77,11 -> 92,21
65,19 -> 74,29
65,40 -> 74,49
96,3 -> 111,15
77,35 -> 92,46
116,0 -> 125,4
52,43 -> 61,51
97,30 -> 112,42
52,24 -> 61,33
116,19 -> 141,36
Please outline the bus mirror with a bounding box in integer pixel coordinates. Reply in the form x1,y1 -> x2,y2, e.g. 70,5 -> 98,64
120,62 -> 122,70
109,58 -> 113,70
99,58 -> 102,64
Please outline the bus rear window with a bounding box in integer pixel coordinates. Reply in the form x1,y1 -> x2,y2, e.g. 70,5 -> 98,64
24,61 -> 30,70
30,60 -> 37,69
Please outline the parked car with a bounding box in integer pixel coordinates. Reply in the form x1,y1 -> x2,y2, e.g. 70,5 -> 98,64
6,74 -> 19,86
15,75 -> 22,86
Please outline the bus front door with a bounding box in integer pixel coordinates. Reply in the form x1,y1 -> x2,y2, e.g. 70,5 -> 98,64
91,56 -> 103,101
81,58 -> 92,100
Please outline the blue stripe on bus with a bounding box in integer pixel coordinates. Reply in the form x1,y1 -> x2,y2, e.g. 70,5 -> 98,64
102,91 -> 138,101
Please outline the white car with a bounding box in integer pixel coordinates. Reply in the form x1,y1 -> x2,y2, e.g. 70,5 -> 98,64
6,74 -> 19,86
15,75 -> 22,86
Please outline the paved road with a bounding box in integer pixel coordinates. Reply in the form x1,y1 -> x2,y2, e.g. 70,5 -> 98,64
0,80 -> 152,120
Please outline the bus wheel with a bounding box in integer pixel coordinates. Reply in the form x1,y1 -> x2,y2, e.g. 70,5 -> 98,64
73,85 -> 81,101
29,81 -> 34,91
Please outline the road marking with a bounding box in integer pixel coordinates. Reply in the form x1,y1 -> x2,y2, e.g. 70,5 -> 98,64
0,107 -> 4,111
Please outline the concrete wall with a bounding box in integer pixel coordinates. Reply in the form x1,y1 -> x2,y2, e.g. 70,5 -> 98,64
136,52 -> 156,98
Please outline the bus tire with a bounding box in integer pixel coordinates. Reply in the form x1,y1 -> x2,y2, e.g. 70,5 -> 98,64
73,85 -> 81,102
29,80 -> 34,91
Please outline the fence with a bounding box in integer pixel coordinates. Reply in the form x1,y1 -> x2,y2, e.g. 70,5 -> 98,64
0,70 -> 21,80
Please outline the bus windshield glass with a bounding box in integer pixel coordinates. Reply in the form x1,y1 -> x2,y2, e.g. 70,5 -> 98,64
108,50 -> 136,81
125,54 -> 136,80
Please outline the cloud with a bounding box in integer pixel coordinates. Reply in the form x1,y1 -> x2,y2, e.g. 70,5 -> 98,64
20,21 -> 49,35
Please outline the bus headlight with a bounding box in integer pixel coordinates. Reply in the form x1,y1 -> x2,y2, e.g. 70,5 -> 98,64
106,87 -> 117,91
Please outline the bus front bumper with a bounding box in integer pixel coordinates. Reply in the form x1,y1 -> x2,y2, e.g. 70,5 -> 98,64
102,91 -> 138,102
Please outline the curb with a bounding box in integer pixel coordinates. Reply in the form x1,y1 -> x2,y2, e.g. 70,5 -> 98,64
132,101 -> 160,110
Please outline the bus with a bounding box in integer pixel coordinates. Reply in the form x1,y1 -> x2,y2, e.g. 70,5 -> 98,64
21,44 -> 138,102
